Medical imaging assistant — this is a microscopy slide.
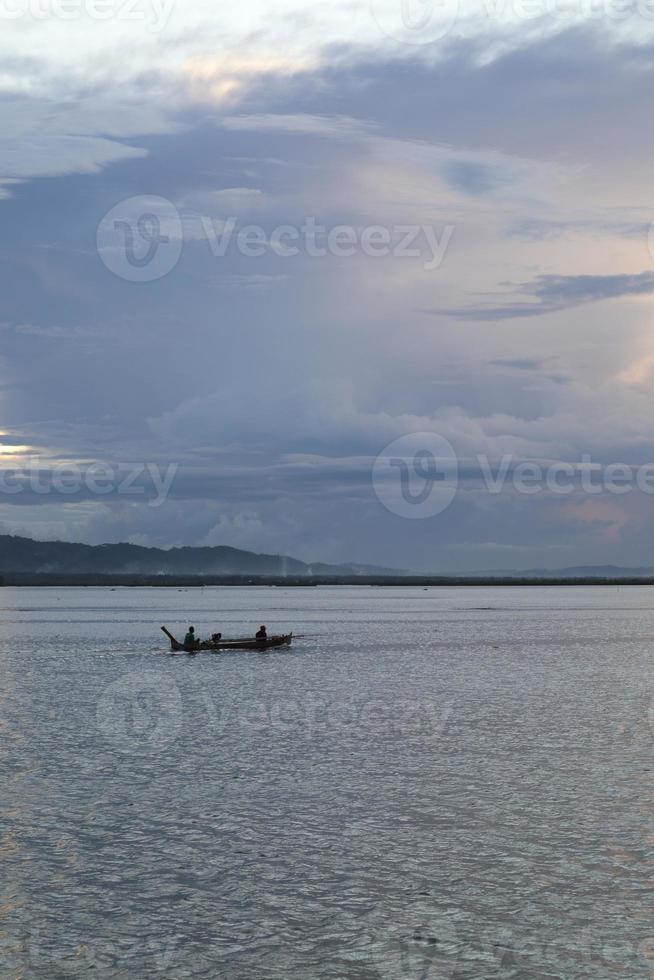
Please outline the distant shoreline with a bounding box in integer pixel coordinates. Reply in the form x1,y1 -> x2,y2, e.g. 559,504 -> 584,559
2,574 -> 654,587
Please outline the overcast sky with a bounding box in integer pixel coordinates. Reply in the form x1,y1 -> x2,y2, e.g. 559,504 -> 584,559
2,1 -> 654,570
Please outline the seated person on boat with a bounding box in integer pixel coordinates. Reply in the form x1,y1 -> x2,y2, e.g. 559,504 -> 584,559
255,625 -> 267,640
184,626 -> 199,650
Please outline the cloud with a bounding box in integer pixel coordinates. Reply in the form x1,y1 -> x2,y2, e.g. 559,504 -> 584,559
0,134 -> 147,185
209,274 -> 289,290
440,159 -> 512,196
490,357 -> 548,370
182,53 -> 319,106
0,95 -> 180,193
149,379 -> 447,456
221,113 -> 374,138
428,272 -> 654,320
5,26 -> 654,569
506,217 -> 650,241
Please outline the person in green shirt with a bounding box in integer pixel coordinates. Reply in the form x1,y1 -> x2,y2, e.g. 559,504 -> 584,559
183,626 -> 198,650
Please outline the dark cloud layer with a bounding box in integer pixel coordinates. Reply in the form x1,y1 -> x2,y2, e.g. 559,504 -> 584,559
429,272 -> 654,320
2,23 -> 654,569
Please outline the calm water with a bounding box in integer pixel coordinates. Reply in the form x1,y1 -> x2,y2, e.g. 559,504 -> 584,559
0,585 -> 652,978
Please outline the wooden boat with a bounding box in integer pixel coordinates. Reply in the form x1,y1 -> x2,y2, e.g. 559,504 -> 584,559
161,626 -> 293,653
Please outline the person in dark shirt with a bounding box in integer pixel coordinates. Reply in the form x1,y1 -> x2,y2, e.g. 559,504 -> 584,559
255,625 -> 267,640
184,626 -> 198,650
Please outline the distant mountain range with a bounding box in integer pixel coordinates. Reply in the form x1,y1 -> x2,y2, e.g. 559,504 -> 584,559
1,536 -> 652,581
486,564 -> 654,579
0,535 -> 395,578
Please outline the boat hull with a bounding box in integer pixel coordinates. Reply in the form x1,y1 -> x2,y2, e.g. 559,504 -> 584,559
202,634 -> 292,652
161,627 -> 292,653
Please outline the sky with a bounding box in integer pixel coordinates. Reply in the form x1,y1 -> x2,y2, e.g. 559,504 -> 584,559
2,0 -> 654,571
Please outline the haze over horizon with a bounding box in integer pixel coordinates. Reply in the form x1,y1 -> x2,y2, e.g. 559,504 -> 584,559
2,1 -> 654,571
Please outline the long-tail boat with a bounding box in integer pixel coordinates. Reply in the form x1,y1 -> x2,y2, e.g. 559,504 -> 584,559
161,626 -> 293,653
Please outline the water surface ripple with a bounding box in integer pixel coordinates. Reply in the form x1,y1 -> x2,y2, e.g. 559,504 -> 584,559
0,586 -> 652,978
